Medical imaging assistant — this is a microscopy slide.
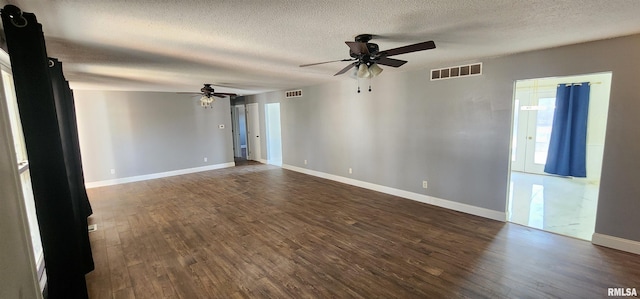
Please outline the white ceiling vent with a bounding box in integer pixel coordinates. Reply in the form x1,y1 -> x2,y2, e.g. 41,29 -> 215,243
285,89 -> 303,98
431,63 -> 482,81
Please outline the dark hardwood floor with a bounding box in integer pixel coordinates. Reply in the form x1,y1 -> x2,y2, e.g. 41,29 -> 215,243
85,163 -> 640,298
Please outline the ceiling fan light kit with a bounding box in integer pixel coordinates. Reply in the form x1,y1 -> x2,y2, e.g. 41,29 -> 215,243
177,83 -> 237,108
300,34 -> 436,93
200,96 -> 215,108
368,63 -> 383,77
357,63 -> 370,78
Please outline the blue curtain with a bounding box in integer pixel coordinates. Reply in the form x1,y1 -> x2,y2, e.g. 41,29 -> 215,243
544,82 -> 590,177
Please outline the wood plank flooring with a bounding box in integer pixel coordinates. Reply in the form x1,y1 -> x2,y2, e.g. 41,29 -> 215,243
85,163 -> 640,298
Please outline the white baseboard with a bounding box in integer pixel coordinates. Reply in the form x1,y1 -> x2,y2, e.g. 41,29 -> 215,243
85,162 -> 236,188
592,233 -> 640,255
282,164 -> 506,222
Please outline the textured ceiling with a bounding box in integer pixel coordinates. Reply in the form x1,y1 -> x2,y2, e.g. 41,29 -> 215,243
2,0 -> 640,95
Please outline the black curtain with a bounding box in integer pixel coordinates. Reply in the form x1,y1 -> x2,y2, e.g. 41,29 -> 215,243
49,58 -> 95,274
1,5 -> 93,299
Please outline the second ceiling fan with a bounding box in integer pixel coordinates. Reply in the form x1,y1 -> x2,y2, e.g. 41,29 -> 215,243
300,34 -> 436,79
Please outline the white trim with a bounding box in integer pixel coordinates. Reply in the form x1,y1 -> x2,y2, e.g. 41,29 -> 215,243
282,164 -> 506,222
39,271 -> 47,293
85,162 -> 235,188
36,253 -> 46,292
267,160 -> 283,167
0,50 -> 10,68
18,160 -> 29,174
592,233 -> 640,255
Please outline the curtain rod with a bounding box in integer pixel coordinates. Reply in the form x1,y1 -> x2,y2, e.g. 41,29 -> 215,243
558,82 -> 601,86
516,81 -> 601,89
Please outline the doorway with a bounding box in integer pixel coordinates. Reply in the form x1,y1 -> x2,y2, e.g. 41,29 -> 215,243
265,103 -> 282,166
246,103 -> 261,162
511,87 -> 557,174
231,104 -> 248,160
507,72 -> 612,241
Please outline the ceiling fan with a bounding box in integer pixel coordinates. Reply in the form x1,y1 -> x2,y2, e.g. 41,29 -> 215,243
178,84 -> 237,108
300,34 -> 436,84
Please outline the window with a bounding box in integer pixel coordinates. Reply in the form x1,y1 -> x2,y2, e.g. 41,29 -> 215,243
1,52 -> 47,291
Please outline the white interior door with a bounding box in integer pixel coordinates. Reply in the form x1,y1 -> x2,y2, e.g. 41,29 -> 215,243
512,86 -> 556,174
246,103 -> 261,161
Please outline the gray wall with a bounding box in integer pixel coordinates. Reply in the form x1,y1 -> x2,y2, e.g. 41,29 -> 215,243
74,90 -> 234,182
246,34 -> 640,243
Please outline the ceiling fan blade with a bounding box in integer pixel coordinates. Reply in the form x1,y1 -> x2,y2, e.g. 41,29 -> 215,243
177,92 -> 203,95
376,57 -> 408,68
334,62 -> 357,76
381,40 -> 436,57
300,59 -> 354,67
213,93 -> 237,98
345,41 -> 369,55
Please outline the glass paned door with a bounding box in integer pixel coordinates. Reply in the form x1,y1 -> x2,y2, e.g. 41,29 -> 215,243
512,86 -> 556,174
525,96 -> 556,173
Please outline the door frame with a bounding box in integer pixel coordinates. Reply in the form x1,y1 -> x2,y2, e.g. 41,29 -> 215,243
245,103 -> 261,162
265,103 -> 282,166
506,72 -> 613,241
231,104 -> 248,159
512,87 -> 557,175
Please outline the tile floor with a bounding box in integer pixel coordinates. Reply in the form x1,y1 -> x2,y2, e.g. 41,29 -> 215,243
508,171 -> 599,241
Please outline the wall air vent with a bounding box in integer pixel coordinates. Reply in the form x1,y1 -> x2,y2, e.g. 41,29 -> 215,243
285,89 -> 303,98
431,63 -> 482,81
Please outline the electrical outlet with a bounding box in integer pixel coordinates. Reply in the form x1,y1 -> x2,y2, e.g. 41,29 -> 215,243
110,169 -> 115,174
304,159 -> 307,165
349,168 -> 353,174
204,157 -> 208,162
422,180 -> 428,189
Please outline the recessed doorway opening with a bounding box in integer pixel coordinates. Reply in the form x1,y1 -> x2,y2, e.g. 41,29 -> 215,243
231,104 -> 248,161
507,72 -> 612,241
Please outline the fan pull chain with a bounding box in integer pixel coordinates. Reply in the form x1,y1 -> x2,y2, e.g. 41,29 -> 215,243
355,77 -> 374,93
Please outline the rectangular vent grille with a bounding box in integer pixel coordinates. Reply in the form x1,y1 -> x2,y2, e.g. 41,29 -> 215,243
431,63 -> 482,81
285,89 -> 303,98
